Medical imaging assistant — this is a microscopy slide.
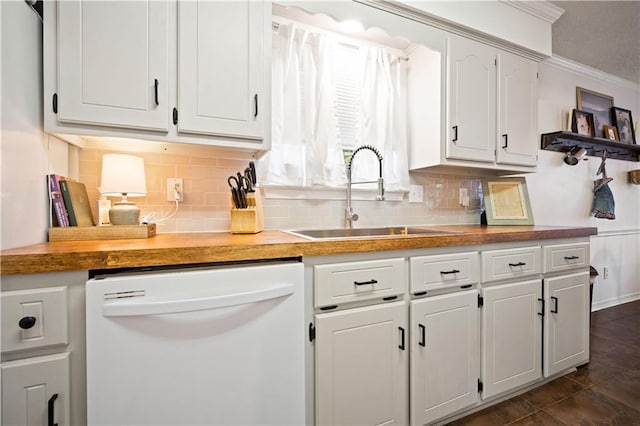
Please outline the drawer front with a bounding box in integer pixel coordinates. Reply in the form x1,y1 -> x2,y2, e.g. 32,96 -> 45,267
410,251 -> 479,292
543,243 -> 590,273
315,258 -> 405,307
1,286 -> 68,354
481,246 -> 541,283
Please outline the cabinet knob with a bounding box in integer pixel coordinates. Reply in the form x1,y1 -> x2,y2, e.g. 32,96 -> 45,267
18,316 -> 37,329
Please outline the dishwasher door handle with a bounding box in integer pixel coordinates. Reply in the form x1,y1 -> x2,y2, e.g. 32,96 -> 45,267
102,282 -> 295,317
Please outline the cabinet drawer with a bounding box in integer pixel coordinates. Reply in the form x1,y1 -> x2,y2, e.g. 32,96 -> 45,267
543,243 -> 589,273
315,258 -> 405,308
481,246 -> 541,283
1,286 -> 68,353
410,252 -> 479,292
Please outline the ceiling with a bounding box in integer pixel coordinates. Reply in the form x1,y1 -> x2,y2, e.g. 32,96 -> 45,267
550,1 -> 640,83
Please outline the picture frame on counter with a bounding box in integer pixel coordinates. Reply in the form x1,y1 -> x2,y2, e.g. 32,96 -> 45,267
603,125 -> 619,141
482,177 -> 534,226
612,107 -> 636,145
571,109 -> 595,137
576,86 -> 614,136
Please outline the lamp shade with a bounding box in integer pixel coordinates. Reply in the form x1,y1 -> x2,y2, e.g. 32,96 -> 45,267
100,154 -> 147,196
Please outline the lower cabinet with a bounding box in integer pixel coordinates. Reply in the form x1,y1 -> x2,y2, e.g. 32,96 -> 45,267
310,239 -> 591,425
315,301 -> 408,425
1,353 -> 70,426
481,279 -> 542,399
410,290 -> 479,425
1,271 -> 87,426
544,271 -> 590,377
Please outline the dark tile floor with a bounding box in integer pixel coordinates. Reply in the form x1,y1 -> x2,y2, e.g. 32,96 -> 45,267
448,299 -> 640,425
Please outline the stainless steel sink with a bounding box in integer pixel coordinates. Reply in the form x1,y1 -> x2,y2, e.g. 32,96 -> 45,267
285,226 -> 462,240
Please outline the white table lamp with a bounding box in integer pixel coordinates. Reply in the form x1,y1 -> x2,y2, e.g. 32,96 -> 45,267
100,154 -> 147,225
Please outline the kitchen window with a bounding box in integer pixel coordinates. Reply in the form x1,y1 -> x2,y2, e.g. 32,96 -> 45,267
259,12 -> 411,198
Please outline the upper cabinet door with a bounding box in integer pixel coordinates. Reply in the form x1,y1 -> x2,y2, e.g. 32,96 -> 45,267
57,1 -> 169,131
447,36 -> 496,163
178,1 -> 267,140
496,53 -> 538,166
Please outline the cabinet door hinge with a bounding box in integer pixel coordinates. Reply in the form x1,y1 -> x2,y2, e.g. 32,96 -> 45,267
308,323 -> 315,342
477,379 -> 484,393
172,107 -> 178,125
52,93 -> 58,114
478,295 -> 484,307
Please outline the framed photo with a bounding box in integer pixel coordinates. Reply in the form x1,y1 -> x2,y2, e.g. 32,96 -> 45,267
611,107 -> 636,144
482,178 -> 534,226
576,87 -> 614,136
571,109 -> 595,136
602,125 -> 619,141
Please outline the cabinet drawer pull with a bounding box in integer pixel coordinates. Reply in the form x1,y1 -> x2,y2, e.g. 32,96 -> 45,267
18,316 -> 37,329
418,324 -> 426,347
452,125 -> 458,142
48,393 -> 59,426
354,279 -> 378,286
502,133 -> 508,149
537,298 -> 545,317
551,296 -> 559,314
508,262 -> 526,267
564,255 -> 580,260
254,93 -> 259,117
440,269 -> 460,275
154,79 -> 159,106
398,327 -> 405,351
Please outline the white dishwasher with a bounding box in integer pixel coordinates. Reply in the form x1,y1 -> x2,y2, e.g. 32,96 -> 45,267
85,260 -> 305,426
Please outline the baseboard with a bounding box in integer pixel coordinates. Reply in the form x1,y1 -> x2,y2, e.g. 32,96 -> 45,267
592,293 -> 640,312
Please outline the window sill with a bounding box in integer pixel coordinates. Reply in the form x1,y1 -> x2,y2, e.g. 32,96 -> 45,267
261,185 -> 406,202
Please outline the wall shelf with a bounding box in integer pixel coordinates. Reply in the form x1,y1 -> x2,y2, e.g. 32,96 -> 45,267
541,131 -> 640,162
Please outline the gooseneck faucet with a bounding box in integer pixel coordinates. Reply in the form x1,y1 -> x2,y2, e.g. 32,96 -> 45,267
345,145 -> 385,228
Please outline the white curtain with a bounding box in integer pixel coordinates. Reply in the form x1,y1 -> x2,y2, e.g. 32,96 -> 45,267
261,22 -> 409,192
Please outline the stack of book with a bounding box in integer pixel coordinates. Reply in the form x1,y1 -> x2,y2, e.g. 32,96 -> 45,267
48,174 -> 95,227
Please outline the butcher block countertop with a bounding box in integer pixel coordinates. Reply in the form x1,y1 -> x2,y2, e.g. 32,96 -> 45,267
0,225 -> 597,275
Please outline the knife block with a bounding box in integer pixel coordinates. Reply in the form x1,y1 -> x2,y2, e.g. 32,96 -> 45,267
230,188 -> 264,234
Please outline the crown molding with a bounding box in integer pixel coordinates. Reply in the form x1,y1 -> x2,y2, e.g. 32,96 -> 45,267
500,0 -> 564,24
354,0 -> 549,61
544,55 -> 640,91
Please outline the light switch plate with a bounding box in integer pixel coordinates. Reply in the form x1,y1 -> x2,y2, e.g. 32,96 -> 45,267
409,185 -> 424,203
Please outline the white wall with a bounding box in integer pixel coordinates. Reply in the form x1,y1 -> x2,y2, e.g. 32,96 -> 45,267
531,56 -> 640,309
0,1 -> 48,250
1,2 -> 76,250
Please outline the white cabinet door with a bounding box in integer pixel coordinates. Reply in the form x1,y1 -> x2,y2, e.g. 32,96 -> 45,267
2,353 -> 70,426
482,279 -> 542,399
410,290 -> 479,426
178,0 -> 266,140
57,1 -> 169,131
446,36 -> 496,163
544,271 -> 590,377
316,302 -> 408,426
496,53 -> 538,166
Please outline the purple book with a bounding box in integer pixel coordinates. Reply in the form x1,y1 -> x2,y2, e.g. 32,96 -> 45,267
48,174 -> 70,227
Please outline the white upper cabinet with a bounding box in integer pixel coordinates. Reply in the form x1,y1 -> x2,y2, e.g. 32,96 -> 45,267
178,1 -> 266,139
57,1 -> 169,131
496,53 -> 538,167
44,0 -> 270,152
409,33 -> 539,174
446,36 -> 496,163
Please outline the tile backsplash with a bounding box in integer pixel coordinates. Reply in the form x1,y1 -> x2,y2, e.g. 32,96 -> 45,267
79,148 -> 482,233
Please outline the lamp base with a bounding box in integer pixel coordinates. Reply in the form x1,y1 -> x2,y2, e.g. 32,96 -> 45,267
109,201 -> 140,225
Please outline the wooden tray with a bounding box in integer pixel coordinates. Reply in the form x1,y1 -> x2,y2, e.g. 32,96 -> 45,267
49,224 -> 156,241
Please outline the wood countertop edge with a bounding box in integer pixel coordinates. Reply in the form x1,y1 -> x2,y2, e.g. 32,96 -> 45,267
0,226 -> 598,275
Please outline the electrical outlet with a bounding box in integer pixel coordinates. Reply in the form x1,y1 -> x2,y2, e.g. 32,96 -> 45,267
408,185 -> 424,203
603,266 -> 609,280
167,178 -> 184,202
459,188 -> 469,207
